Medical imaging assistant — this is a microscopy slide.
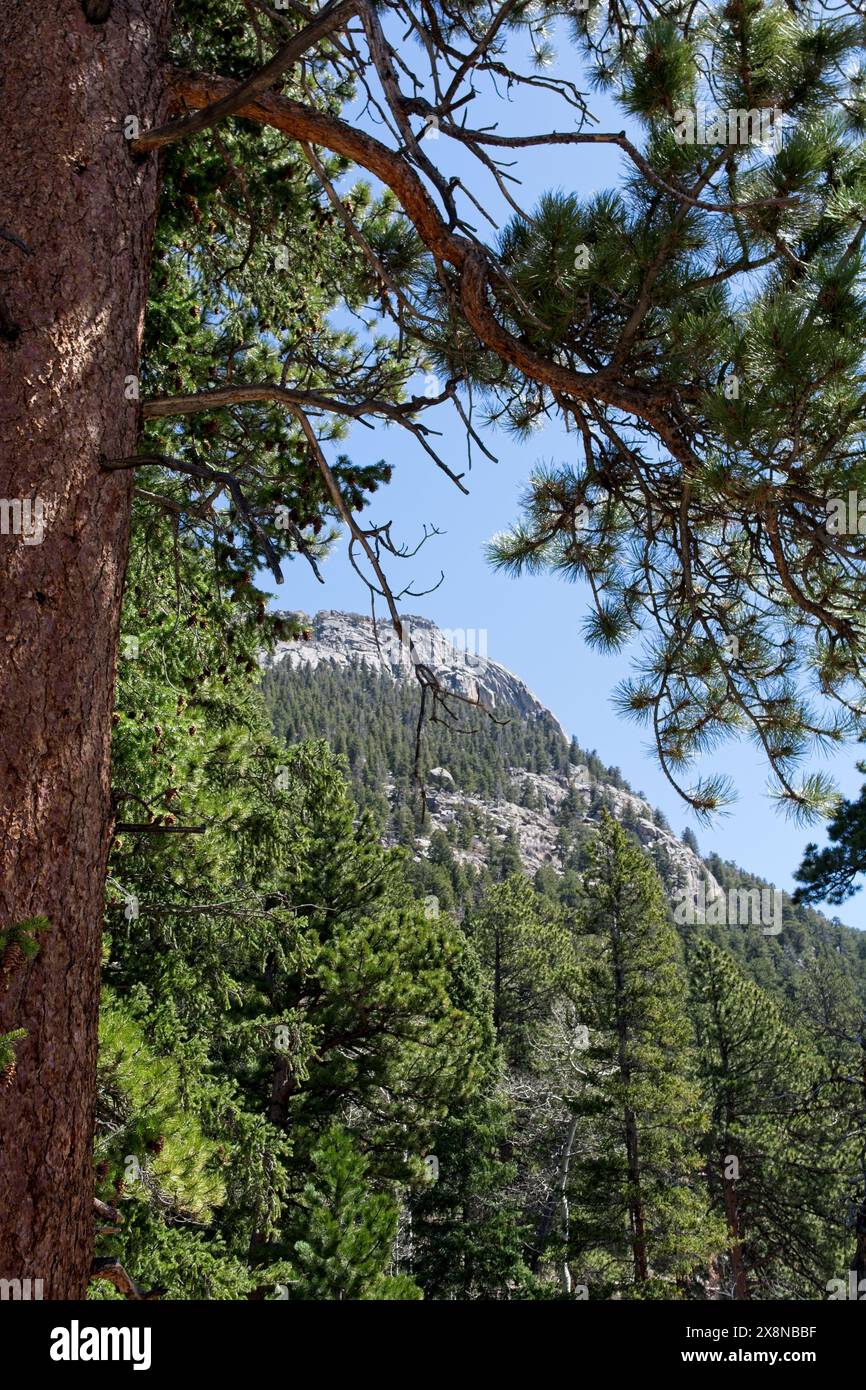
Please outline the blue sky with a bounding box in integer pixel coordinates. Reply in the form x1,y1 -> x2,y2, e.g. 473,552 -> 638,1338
269,18 -> 866,927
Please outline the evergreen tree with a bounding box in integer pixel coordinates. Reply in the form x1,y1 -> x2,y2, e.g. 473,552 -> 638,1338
795,753 -> 866,905
288,1127 -> 422,1301
404,934 -> 534,1300
6,0 -> 866,1290
688,939 -> 845,1298
796,942 -> 866,1288
682,827 -> 700,855
486,3 -> 866,821
465,876 -> 576,1066
566,815 -> 720,1297
407,1093 -> 530,1301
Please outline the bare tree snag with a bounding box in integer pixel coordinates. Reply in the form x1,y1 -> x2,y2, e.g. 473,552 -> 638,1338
0,0 -> 171,1299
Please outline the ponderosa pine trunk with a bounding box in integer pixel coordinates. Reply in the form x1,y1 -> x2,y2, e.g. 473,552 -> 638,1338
610,907 -> 648,1283
0,0 -> 170,1298
721,1164 -> 749,1300
850,1046 -> 866,1286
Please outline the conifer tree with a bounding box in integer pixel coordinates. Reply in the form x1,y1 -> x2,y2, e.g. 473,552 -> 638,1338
465,875 -> 576,1066
796,755 -> 866,905
288,1127 -> 422,1301
566,815 -> 719,1297
408,1098 -> 532,1300
682,827 -> 700,855
796,942 -> 866,1287
5,0 -> 866,1292
688,938 -> 845,1298
407,948 -> 531,1299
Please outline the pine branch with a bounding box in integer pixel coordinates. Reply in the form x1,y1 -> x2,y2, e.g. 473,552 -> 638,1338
103,454 -> 286,584
133,0 -> 358,152
114,823 -> 207,835
89,1257 -> 163,1300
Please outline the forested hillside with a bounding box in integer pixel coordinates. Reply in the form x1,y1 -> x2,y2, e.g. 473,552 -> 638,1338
263,619 -> 866,1002
85,578 -> 866,1300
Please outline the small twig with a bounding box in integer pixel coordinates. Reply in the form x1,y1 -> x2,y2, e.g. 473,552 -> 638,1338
114,823 -> 207,835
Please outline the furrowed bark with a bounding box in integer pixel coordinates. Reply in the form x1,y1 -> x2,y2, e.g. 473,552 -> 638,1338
0,0 -> 170,1298
722,1164 -> 750,1300
610,905 -> 648,1283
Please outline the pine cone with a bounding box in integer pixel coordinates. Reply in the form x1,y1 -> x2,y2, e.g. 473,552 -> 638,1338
2,941 -> 25,975
1,939 -> 25,984
1,1061 -> 16,1088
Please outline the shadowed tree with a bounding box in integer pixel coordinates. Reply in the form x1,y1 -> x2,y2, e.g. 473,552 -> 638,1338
689,938 -> 845,1298
566,815 -> 720,1295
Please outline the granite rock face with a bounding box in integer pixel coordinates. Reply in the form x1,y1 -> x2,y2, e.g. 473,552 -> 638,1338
411,767 -> 721,905
266,609 -> 721,905
264,609 -> 567,735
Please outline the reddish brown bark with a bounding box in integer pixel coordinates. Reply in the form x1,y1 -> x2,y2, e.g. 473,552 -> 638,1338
722,1168 -> 749,1300
0,0 -> 170,1298
608,906 -> 649,1284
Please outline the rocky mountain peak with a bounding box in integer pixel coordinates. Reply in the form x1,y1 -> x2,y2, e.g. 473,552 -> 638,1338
265,609 -> 722,908
266,609 -> 568,736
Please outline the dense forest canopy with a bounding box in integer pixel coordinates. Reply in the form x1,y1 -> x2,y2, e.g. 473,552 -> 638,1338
92,586 -> 866,1297
84,588 -> 866,1298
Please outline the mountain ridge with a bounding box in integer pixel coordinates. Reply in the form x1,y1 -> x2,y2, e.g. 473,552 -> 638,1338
265,608 -> 721,906
264,608 -> 568,737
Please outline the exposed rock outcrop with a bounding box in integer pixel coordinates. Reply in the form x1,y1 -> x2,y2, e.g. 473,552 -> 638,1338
264,609 -> 567,735
266,609 -> 721,905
